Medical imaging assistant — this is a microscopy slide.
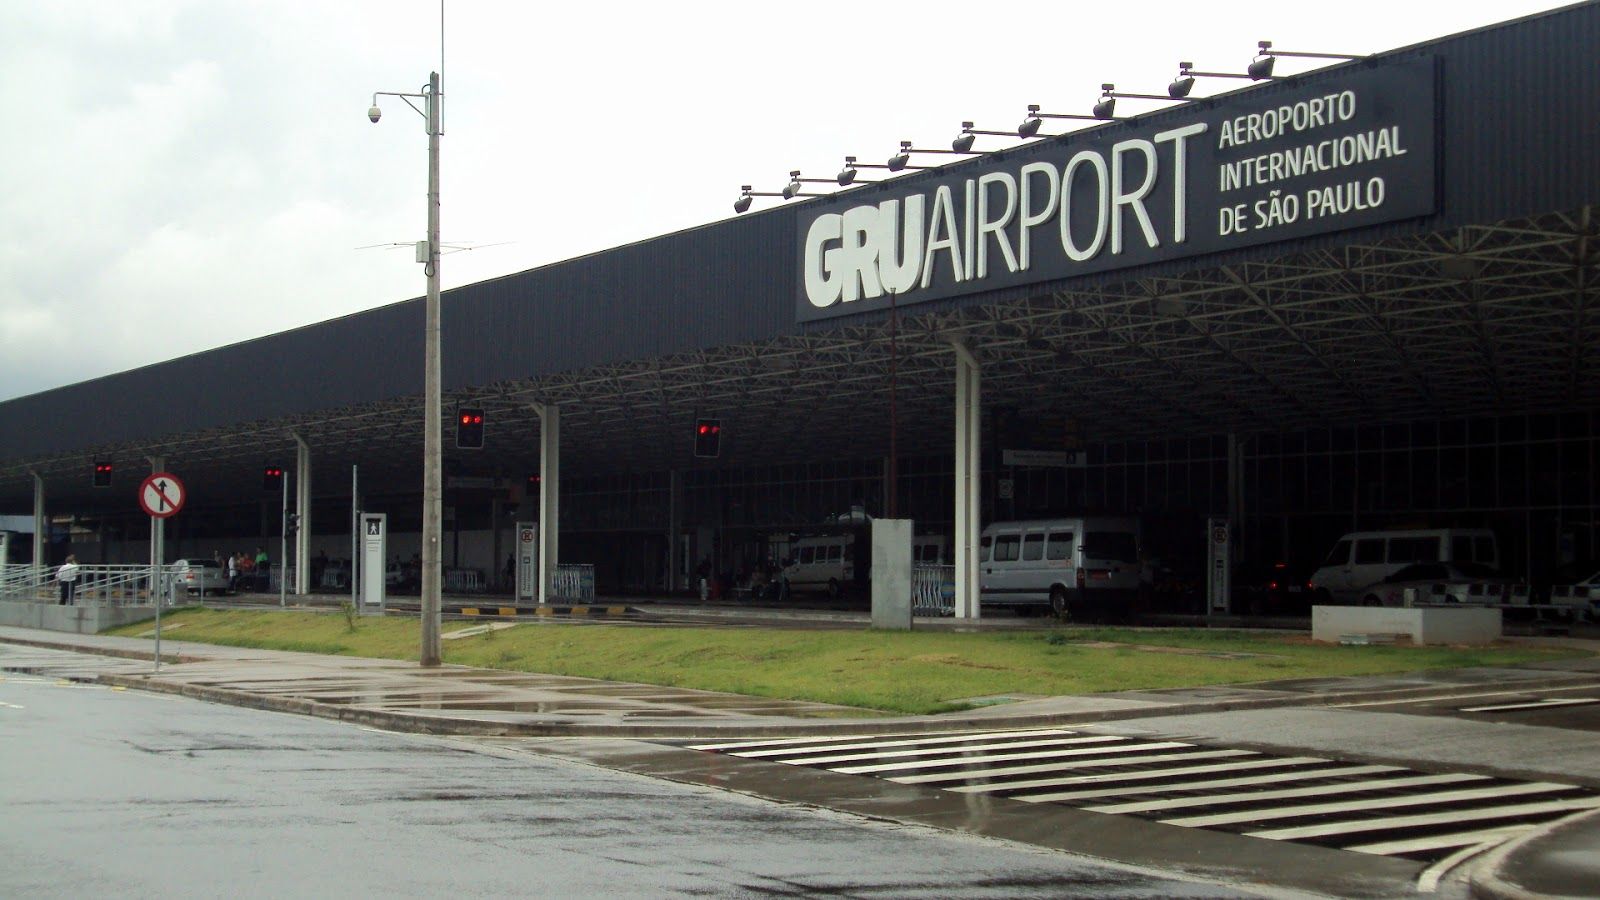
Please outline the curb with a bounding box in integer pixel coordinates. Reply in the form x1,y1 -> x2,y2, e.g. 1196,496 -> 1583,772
1468,807 -> 1600,900
455,605 -> 637,619
75,662 -> 1600,740
6,632 -> 1600,740
0,634 -> 196,665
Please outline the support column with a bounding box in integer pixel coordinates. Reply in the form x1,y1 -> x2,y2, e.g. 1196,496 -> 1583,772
535,403 -> 560,604
294,433 -> 311,595
668,469 -> 683,592
31,472 -> 45,574
951,340 -> 982,619
1227,433 -> 1241,563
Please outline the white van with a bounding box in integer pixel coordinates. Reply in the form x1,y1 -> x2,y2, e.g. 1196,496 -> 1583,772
782,535 -> 856,598
1310,528 -> 1499,604
979,518 -> 1143,619
913,535 -> 949,566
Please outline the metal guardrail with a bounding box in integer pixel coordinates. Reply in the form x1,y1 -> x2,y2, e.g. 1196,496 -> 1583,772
1,563 -> 179,606
554,563 -> 595,601
444,569 -> 482,593
912,564 -> 955,617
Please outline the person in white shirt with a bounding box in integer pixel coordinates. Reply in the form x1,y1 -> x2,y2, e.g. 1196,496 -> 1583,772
56,555 -> 80,605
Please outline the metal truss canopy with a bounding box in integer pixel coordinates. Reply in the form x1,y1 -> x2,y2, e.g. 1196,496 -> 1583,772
2,209 -> 1594,515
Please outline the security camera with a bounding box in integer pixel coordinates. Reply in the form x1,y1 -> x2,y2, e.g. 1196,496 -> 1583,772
368,105 -> 382,123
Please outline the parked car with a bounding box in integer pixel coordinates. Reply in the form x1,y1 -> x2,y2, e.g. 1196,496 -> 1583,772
1311,528 -> 1499,605
174,558 -> 230,595
1232,561 -> 1314,615
1356,561 -> 1517,608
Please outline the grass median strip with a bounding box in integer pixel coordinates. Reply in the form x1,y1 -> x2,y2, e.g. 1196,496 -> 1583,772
106,608 -> 1587,715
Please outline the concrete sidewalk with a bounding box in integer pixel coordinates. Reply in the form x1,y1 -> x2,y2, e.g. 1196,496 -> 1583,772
4,623 -> 1599,898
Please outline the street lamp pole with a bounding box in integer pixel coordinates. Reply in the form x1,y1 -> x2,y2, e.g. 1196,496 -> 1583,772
421,70 -> 442,667
370,72 -> 443,667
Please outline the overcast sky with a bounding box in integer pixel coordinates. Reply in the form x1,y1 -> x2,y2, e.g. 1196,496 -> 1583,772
0,0 -> 1575,402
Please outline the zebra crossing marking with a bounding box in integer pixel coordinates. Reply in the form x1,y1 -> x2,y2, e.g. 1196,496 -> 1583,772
687,725 -> 1600,867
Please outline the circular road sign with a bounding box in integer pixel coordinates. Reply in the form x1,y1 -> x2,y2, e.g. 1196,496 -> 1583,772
139,472 -> 187,519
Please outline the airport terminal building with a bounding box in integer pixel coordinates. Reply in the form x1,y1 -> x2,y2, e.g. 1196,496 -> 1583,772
1,4 -> 1597,615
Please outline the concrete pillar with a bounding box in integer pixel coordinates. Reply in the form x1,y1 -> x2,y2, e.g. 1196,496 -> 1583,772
871,518 -> 913,630
294,434 -> 311,594
31,472 -> 45,572
951,340 -> 982,619
535,403 -> 560,604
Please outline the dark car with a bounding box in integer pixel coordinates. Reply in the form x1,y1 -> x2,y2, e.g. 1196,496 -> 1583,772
1233,561 -> 1314,615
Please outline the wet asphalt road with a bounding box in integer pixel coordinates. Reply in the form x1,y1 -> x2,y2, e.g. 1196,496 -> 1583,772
0,676 -> 1253,899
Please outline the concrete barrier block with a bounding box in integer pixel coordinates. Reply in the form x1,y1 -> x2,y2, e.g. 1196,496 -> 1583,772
1311,605 -> 1501,645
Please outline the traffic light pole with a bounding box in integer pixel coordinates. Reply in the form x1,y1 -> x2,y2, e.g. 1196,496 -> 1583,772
279,471 -> 288,608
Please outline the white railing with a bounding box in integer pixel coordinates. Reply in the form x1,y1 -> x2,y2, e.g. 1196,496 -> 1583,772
1,564 -> 179,606
912,565 -> 955,617
444,568 -> 483,593
554,564 -> 595,602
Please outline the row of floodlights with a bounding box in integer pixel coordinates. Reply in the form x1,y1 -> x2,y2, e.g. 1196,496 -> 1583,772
733,41 -> 1359,212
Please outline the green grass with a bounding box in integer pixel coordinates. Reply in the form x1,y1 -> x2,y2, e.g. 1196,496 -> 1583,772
108,608 -> 1587,714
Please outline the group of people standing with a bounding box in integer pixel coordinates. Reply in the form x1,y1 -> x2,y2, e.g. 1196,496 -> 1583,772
219,548 -> 271,591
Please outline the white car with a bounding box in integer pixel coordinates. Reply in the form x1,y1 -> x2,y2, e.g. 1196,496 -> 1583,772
174,558 -> 230,595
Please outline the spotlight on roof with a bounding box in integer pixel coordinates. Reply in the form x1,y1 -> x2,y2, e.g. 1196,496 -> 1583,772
1168,62 -> 1196,99
1018,105 -> 1043,139
837,156 -> 859,186
781,170 -> 803,200
733,186 -> 753,214
952,121 -> 977,153
1248,41 -> 1277,79
1092,84 -> 1116,120
887,140 -> 913,172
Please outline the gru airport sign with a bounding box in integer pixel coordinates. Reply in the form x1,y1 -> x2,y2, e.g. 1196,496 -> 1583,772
796,59 -> 1437,321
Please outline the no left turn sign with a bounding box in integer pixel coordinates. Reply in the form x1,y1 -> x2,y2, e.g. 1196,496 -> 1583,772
139,472 -> 186,519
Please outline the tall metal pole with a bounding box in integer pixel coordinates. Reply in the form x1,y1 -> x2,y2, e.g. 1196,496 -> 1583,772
420,71 -> 443,666
279,471 -> 288,607
887,288 -> 898,519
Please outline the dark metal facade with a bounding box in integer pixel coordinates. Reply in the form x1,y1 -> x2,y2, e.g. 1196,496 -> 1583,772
1,2 -> 1597,461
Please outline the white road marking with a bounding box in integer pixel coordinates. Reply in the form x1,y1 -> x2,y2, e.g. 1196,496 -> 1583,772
1248,796 -> 1600,841
1413,833 -> 1528,892
892,749 -> 1256,785
1085,770 -> 1478,814
1347,825 -> 1531,857
1002,760 -> 1373,802
1458,697 -> 1599,713
834,740 -> 1195,775
1334,682 -> 1600,709
688,730 -> 1034,752
781,735 -> 1125,767
725,729 -> 1075,758
0,701 -> 24,709
1168,781 -> 1574,828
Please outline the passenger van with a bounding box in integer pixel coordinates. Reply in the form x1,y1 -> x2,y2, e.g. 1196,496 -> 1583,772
912,535 -> 949,566
978,518 -> 1142,619
782,535 -> 856,598
1310,528 -> 1499,604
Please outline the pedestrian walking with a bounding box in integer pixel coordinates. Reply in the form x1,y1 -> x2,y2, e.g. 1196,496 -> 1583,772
227,553 -> 240,591
56,554 -> 80,605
